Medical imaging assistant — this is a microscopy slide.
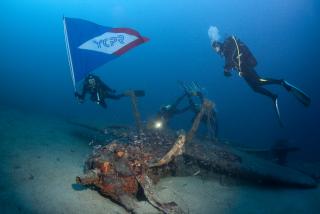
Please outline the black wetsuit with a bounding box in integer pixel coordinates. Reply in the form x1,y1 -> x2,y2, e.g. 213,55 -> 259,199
76,75 -> 123,108
157,93 -> 191,121
220,36 -> 283,100
188,93 -> 218,139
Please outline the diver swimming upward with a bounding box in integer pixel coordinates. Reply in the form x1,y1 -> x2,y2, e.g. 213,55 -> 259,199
208,26 -> 311,126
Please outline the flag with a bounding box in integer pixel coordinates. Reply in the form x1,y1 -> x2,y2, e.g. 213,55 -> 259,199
63,17 -> 149,89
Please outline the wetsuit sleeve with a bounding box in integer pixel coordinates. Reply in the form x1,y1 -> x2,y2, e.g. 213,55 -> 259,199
166,93 -> 188,116
222,38 -> 236,72
99,80 -> 114,93
175,105 -> 191,114
77,83 -> 89,100
172,93 -> 187,109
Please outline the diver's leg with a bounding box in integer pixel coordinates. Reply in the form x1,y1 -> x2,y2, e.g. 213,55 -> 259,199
258,77 -> 283,86
252,70 -> 311,106
254,72 -> 308,98
241,68 -> 282,86
242,70 -> 277,100
258,76 -> 311,106
244,69 -> 282,86
258,76 -> 304,94
244,77 -> 283,126
245,77 -> 278,100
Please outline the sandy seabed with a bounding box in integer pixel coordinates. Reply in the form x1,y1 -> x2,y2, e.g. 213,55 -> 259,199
0,106 -> 319,214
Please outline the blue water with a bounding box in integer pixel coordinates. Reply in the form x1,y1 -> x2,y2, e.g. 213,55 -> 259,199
1,0 -> 320,161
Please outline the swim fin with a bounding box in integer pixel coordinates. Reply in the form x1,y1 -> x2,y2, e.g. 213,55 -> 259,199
282,81 -> 311,107
274,98 -> 284,127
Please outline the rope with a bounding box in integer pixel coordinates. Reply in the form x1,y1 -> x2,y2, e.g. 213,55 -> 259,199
231,36 -> 242,74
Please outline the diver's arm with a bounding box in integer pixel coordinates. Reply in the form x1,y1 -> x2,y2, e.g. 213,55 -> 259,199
76,83 -> 88,100
100,81 -> 115,93
91,76 -> 114,93
175,105 -> 191,114
224,68 -> 232,77
171,93 -> 187,109
222,39 -> 235,76
223,53 -> 234,75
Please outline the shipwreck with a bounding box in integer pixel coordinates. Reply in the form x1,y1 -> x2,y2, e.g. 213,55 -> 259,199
75,95 -> 317,213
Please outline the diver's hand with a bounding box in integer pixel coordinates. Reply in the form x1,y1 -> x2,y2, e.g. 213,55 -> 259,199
74,92 -> 84,103
224,69 -> 232,77
77,97 -> 84,103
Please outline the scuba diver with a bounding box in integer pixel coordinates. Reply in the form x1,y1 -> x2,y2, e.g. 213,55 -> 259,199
75,74 -> 125,108
156,92 -> 191,125
208,26 -> 311,125
181,81 -> 218,140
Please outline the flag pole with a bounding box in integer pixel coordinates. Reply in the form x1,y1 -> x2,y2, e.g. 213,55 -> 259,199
63,17 -> 76,92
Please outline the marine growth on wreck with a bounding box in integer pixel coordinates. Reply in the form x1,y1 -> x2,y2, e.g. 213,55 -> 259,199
75,98 -> 317,213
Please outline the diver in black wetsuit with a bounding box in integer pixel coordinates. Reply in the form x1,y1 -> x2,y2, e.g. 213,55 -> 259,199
208,27 -> 311,124
157,93 -> 191,123
187,90 -> 218,140
75,74 -> 124,108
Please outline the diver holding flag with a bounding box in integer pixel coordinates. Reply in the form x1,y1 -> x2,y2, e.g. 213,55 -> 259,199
75,74 -> 124,108
63,17 -> 148,107
75,74 -> 145,108
208,26 -> 311,125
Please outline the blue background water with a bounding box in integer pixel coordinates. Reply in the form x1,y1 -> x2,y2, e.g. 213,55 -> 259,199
1,0 -> 319,160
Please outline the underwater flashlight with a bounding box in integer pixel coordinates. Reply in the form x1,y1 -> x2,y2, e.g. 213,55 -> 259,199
154,120 -> 163,129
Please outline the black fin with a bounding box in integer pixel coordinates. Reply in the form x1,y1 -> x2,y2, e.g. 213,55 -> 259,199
274,98 -> 284,127
283,81 -> 311,107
